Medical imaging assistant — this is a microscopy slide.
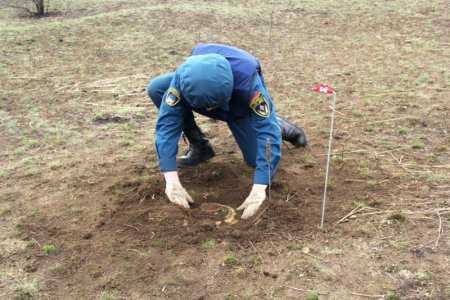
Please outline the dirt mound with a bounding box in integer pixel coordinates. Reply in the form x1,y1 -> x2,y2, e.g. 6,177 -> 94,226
102,161 -> 308,249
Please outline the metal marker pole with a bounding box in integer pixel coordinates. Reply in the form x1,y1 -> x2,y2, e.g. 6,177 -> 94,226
266,138 -> 272,203
320,92 -> 337,228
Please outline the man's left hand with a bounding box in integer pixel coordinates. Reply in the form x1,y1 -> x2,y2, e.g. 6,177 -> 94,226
237,184 -> 267,219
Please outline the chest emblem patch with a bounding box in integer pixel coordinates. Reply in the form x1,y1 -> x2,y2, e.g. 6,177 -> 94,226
165,88 -> 181,106
250,91 -> 270,117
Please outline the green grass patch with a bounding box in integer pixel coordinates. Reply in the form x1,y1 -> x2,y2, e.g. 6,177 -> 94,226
398,128 -> 408,135
411,141 -> 425,149
386,290 -> 399,300
415,270 -> 431,282
150,239 -> 165,248
426,172 -> 449,183
26,239 -> 38,249
224,254 -> 238,266
15,223 -> 24,233
0,207 -> 12,216
306,290 -> 319,300
201,239 -> 216,249
387,212 -> 406,223
224,294 -> 238,300
99,290 -> 119,300
287,243 -> 303,251
42,244 -> 57,255
14,280 -> 39,300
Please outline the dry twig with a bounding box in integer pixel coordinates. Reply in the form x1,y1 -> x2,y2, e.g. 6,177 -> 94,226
124,224 -> 139,232
350,291 -> 385,298
335,205 -> 365,225
366,116 -> 416,125
433,211 -> 443,249
286,192 -> 297,202
283,286 -> 329,295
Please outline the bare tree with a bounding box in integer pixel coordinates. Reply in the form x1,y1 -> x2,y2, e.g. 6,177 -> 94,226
0,0 -> 49,17
32,0 -> 45,16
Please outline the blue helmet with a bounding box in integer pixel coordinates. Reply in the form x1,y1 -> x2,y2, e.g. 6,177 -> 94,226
176,54 -> 233,110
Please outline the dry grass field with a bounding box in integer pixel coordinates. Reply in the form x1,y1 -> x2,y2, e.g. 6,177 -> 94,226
0,0 -> 449,299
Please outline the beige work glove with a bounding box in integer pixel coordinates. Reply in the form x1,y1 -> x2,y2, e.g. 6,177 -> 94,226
237,184 -> 267,219
163,171 -> 194,209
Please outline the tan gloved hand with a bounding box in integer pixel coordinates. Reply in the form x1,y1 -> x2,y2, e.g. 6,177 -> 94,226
164,171 -> 194,209
237,184 -> 267,219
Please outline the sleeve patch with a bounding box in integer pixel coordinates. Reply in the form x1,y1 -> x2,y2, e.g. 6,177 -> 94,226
250,91 -> 270,117
165,87 -> 181,106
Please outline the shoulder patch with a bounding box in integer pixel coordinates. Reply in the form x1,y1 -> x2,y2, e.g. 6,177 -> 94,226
165,88 -> 181,107
250,91 -> 270,117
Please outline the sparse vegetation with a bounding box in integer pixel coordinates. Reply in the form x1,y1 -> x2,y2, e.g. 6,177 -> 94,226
306,290 -> 319,300
224,254 -> 238,266
387,213 -> 407,223
99,290 -> 119,300
42,244 -> 57,255
14,280 -> 39,300
411,141 -> 425,149
398,128 -> 408,135
201,239 -> 216,249
386,290 -> 400,300
224,294 -> 237,300
150,240 -> 164,248
287,243 -> 303,251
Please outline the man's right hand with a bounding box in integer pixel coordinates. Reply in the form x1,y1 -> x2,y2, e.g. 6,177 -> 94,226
163,171 -> 194,208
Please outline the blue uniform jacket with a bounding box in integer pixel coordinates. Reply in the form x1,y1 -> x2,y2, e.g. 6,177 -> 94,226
155,44 -> 281,184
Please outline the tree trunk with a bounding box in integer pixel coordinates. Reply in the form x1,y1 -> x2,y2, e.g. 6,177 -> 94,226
34,0 -> 45,16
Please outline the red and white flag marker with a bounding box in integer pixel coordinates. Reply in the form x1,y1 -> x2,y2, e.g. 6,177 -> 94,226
311,84 -> 336,228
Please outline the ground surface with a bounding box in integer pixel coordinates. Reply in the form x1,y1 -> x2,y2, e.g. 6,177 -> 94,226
0,0 -> 449,299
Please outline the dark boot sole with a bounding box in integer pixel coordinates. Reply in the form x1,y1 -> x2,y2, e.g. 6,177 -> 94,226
177,149 -> 215,167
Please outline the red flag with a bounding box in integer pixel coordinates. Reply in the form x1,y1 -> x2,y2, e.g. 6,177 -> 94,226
311,84 -> 336,95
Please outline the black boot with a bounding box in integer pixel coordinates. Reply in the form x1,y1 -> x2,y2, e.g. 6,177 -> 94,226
177,124 -> 215,167
277,116 -> 308,147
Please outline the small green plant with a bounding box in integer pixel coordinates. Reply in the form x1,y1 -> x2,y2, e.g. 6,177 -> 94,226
326,180 -> 335,190
49,263 -> 65,275
398,128 -> 408,135
150,240 -> 164,248
332,155 -> 344,164
426,172 -> 449,183
42,244 -> 57,255
306,290 -> 319,300
201,239 -> 216,249
26,239 -> 38,249
25,139 -> 40,149
352,199 -> 368,208
445,285 -> 450,298
300,153 -> 317,167
386,290 -> 399,300
411,141 -> 425,149
224,254 -> 238,266
99,290 -> 118,300
387,213 -> 406,223
367,180 -> 378,189
352,110 -> 363,118
415,270 -> 431,281
287,243 -> 303,251
15,223 -> 24,232
384,264 -> 399,273
0,208 -> 11,216
14,280 -> 39,300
